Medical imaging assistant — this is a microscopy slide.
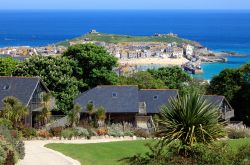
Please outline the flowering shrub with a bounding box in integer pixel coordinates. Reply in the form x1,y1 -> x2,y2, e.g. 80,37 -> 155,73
96,128 -> 108,136
37,130 -> 50,139
50,127 -> 63,137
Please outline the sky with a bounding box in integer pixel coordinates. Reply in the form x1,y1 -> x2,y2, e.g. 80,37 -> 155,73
1,0 -> 250,10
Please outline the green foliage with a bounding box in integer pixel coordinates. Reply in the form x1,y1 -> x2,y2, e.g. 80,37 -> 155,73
207,63 -> 250,125
74,127 -> 90,138
36,93 -> 52,127
0,126 -> 25,164
68,104 -> 81,128
148,66 -> 192,89
0,96 -> 28,128
180,79 -> 208,95
0,57 -> 19,76
234,144 -> 250,165
107,123 -> 135,137
0,118 -> 13,129
119,71 -> 166,89
63,43 -> 119,88
156,93 -> 225,147
61,128 -> 76,140
19,127 -> 37,139
13,55 -> 85,112
57,32 -> 196,46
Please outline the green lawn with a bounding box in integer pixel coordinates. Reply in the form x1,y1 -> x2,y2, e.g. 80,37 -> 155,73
45,138 -> 250,165
45,140 -> 152,165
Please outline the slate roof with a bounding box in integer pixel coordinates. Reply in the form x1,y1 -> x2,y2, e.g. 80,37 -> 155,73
139,89 -> 178,113
75,86 -> 139,113
75,86 -> 178,114
203,95 -> 225,107
0,76 -> 48,108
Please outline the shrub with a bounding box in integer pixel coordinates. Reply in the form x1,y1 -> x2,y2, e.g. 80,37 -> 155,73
96,128 -> 108,136
226,125 -> 250,139
74,127 -> 89,138
50,127 -> 63,137
134,129 -> 150,138
0,118 -> 13,129
37,130 -> 50,139
107,125 -> 124,137
0,126 -> 25,160
234,144 -> 250,165
61,129 -> 76,140
19,127 -> 37,139
0,140 -> 17,165
87,128 -> 97,137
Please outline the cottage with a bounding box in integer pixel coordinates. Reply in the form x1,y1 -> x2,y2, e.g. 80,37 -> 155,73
203,95 -> 234,121
75,86 -> 235,129
75,85 -> 178,128
0,76 -> 54,126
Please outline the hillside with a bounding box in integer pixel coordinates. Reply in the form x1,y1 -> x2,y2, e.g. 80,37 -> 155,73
56,32 -> 199,47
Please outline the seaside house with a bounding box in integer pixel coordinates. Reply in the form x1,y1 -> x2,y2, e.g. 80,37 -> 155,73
75,86 -> 178,129
75,85 -> 235,129
0,76 -> 55,126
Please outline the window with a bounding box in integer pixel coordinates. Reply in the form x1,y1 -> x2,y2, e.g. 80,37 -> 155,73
2,85 -> 10,90
153,95 -> 158,100
112,92 -> 118,98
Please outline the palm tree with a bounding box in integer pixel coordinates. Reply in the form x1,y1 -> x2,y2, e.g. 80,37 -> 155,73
96,107 -> 106,127
36,93 -> 52,127
68,104 -> 81,128
1,96 -> 28,128
86,102 -> 95,122
156,92 -> 225,148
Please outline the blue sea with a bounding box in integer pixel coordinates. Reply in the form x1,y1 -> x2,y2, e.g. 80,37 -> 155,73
1,10 -> 250,79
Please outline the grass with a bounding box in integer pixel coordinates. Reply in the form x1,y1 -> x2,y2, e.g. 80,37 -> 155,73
45,140 -> 152,165
46,138 -> 250,165
56,32 -> 197,47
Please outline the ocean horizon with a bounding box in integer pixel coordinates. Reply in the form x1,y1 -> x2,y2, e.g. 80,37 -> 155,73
1,10 -> 250,79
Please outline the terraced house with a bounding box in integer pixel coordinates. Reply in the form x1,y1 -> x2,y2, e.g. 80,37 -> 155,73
0,76 -> 54,126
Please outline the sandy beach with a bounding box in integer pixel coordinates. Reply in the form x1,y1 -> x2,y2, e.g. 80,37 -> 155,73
119,57 -> 188,66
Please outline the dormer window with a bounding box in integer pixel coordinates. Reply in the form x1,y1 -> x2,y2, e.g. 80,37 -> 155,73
112,92 -> 118,98
153,95 -> 158,100
2,85 -> 10,90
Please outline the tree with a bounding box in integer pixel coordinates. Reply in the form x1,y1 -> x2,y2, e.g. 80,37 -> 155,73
68,104 -> 81,128
207,68 -> 242,101
63,44 -> 119,88
119,71 -> 166,89
180,79 -> 208,96
36,93 -> 52,127
148,66 -> 191,89
13,55 -> 85,113
207,63 -> 250,125
96,107 -> 106,127
86,102 -> 95,122
156,93 -> 225,148
0,96 -> 28,128
0,57 -> 19,76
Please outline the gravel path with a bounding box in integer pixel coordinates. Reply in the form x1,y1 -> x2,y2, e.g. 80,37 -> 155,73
17,138 -> 135,165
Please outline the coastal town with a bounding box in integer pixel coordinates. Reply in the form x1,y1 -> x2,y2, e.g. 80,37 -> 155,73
0,30 -> 227,75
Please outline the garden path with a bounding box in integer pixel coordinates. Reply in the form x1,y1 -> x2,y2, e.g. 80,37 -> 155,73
17,138 -> 135,165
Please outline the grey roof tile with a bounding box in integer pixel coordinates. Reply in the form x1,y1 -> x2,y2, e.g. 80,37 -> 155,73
0,76 -> 42,108
75,86 -> 139,113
